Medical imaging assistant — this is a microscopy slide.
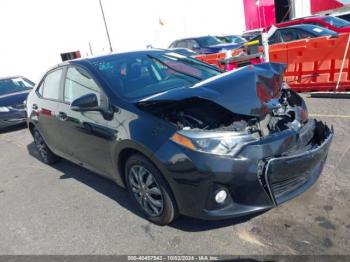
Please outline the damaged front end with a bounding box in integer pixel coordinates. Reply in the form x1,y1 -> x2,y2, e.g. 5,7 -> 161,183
138,63 -> 333,211
138,63 -> 332,157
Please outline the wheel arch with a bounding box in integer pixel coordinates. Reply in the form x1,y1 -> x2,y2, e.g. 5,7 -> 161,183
114,141 -> 177,207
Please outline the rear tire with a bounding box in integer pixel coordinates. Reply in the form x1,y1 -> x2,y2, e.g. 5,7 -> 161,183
125,154 -> 178,225
33,128 -> 60,165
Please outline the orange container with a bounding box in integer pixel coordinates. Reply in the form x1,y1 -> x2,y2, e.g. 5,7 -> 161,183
196,34 -> 350,92
270,33 -> 350,92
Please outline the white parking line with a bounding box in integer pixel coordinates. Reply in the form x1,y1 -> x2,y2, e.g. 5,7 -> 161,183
309,114 -> 350,118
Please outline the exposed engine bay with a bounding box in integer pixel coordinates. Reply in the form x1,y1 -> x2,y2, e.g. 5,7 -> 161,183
138,86 -> 309,139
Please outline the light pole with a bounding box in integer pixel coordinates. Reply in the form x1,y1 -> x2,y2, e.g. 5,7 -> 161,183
99,0 -> 113,53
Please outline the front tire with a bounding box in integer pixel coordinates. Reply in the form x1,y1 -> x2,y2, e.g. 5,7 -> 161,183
125,154 -> 178,225
33,128 -> 60,165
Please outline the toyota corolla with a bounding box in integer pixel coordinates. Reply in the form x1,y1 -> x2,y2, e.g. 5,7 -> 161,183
26,50 -> 333,225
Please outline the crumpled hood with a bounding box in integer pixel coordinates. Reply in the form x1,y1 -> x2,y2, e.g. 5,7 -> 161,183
138,63 -> 287,118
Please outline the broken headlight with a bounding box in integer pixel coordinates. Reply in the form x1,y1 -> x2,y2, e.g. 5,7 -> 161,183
171,130 -> 257,156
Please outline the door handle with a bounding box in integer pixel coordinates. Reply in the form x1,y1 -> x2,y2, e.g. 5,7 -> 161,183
32,104 -> 38,110
58,112 -> 68,121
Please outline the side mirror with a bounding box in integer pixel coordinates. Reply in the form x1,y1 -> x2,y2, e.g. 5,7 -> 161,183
70,93 -> 99,112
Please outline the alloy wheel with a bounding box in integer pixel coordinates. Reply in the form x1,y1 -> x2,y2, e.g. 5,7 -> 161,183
128,165 -> 164,217
34,132 -> 48,161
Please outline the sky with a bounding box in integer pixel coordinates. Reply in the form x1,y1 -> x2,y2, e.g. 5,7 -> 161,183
0,0 -> 246,82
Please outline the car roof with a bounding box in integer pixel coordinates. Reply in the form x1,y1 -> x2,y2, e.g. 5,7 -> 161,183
292,15 -> 327,21
0,75 -> 26,81
278,24 -> 324,30
45,49 -> 171,71
173,36 -> 215,41
276,16 -> 327,27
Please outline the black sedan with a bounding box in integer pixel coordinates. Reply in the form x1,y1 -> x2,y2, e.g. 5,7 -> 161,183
0,76 -> 34,130
26,50 -> 333,225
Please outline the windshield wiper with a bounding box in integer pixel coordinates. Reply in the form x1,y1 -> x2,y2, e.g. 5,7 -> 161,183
147,55 -> 203,81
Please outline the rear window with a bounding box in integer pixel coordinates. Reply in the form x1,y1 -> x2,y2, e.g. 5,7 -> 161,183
323,16 -> 350,28
0,77 -> 34,96
309,25 -> 337,36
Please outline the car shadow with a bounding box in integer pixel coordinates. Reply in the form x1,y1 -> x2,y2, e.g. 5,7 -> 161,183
0,123 -> 27,134
27,141 -> 265,232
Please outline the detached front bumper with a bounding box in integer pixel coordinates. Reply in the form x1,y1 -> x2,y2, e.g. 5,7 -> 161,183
154,119 -> 333,220
262,131 -> 333,206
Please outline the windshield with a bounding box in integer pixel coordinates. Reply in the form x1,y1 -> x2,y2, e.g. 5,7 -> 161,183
92,52 -> 221,100
323,16 -> 350,28
196,36 -> 222,46
0,77 -> 34,96
307,25 -> 338,36
227,35 -> 247,44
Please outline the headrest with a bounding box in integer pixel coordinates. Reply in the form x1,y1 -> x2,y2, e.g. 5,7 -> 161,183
128,63 -> 142,80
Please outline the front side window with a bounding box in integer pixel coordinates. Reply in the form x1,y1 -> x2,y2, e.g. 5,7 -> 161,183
175,41 -> 187,48
0,77 -> 34,96
40,69 -> 63,100
92,52 -> 221,99
280,29 -> 300,42
269,32 -> 281,45
64,67 -> 101,104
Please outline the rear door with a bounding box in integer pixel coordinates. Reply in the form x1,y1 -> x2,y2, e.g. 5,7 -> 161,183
57,66 -> 115,176
35,68 -> 65,154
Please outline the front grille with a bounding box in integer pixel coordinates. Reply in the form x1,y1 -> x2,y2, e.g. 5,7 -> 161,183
269,173 -> 309,199
263,134 -> 332,205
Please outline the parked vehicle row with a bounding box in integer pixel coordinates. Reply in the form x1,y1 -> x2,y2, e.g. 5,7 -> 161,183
168,16 -> 349,57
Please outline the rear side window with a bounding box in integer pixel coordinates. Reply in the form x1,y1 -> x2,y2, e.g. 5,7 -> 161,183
187,39 -> 199,49
175,41 -> 187,48
64,67 -> 101,104
39,69 -> 63,100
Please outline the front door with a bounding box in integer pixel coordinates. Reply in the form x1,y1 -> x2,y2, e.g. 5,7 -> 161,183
57,66 -> 116,177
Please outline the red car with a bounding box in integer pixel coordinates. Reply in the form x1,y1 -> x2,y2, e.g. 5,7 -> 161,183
275,15 -> 350,33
